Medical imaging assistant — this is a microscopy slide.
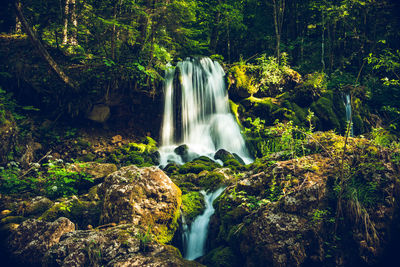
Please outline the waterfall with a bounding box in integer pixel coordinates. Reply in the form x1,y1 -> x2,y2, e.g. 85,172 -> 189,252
159,57 -> 252,166
183,187 -> 225,260
343,93 -> 353,137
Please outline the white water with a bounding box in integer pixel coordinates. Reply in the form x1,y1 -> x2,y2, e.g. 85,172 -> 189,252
343,93 -> 353,137
159,57 -> 252,166
183,187 -> 225,260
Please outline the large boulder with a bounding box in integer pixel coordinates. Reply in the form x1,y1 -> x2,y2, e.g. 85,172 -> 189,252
208,138 -> 400,267
8,217 -> 75,266
43,224 -> 203,267
99,165 -> 182,243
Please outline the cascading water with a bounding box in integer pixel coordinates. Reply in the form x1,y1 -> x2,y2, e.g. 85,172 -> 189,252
343,93 -> 353,137
159,57 -> 252,166
183,187 -> 225,260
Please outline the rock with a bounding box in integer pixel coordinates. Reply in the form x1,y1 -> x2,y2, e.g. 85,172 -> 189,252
40,196 -> 101,229
67,162 -> 117,183
175,144 -> 191,162
43,224 -> 203,267
20,196 -> 53,217
99,165 -> 182,243
0,209 -> 12,218
233,153 -> 245,165
8,217 -> 75,266
174,144 -> 189,156
87,104 -> 110,123
0,216 -> 26,225
209,144 -> 400,267
111,135 -> 123,144
214,149 -> 236,163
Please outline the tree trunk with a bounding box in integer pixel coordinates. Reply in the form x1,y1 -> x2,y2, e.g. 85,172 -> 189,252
62,0 -> 70,45
70,0 -> 77,45
321,11 -> 325,71
14,2 -> 77,89
272,0 -> 285,62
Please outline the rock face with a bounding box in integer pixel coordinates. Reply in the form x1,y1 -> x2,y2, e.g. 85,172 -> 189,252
207,138 -> 400,267
99,165 -> 182,243
87,104 -> 110,123
67,162 -> 117,182
43,224 -> 203,267
8,217 -> 75,266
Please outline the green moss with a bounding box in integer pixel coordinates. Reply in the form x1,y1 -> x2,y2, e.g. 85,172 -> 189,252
353,114 -> 364,136
178,157 -> 219,174
181,191 -> 205,222
223,159 -> 241,170
229,100 -> 241,126
40,198 -> 101,228
164,163 -> 179,174
229,65 -> 258,95
311,97 -> 341,131
105,138 -> 159,167
203,246 -> 239,267
154,190 -> 182,244
199,172 -> 226,190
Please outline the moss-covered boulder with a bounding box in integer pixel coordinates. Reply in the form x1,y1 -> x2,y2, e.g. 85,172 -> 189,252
18,196 -> 53,217
181,191 -> 205,224
214,149 -> 236,163
39,196 -> 101,228
104,137 -> 160,166
198,171 -> 227,191
42,224 -> 203,267
8,217 -> 75,266
202,246 -> 240,267
178,156 -> 220,174
311,95 -> 341,131
99,165 -> 182,243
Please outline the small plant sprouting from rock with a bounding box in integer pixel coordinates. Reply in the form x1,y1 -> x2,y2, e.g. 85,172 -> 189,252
136,227 -> 154,252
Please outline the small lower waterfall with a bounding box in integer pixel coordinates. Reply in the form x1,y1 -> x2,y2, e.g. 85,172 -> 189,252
343,93 -> 353,137
183,187 -> 225,260
159,57 -> 252,166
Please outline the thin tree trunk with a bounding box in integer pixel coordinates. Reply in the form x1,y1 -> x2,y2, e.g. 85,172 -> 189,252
70,0 -> 77,45
272,0 -> 285,62
62,0 -> 70,44
321,11 -> 325,71
15,2 -> 22,33
14,2 -> 77,89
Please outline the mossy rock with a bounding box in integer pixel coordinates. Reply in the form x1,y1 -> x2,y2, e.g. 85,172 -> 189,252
0,216 -> 26,225
181,191 -> 205,223
203,246 -> 240,267
22,196 -> 53,217
353,114 -> 364,136
199,172 -> 226,191
214,149 -> 236,163
164,163 -> 180,174
40,197 -> 101,228
178,156 -> 219,174
311,96 -> 341,131
105,138 -> 159,167
223,159 -> 241,170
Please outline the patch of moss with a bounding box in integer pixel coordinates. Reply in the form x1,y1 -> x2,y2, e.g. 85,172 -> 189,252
181,191 -> 205,223
311,96 -> 341,131
105,138 -> 159,167
199,172 -> 226,191
40,198 -> 101,228
203,246 -> 240,267
178,156 -> 219,174
229,100 -> 241,126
